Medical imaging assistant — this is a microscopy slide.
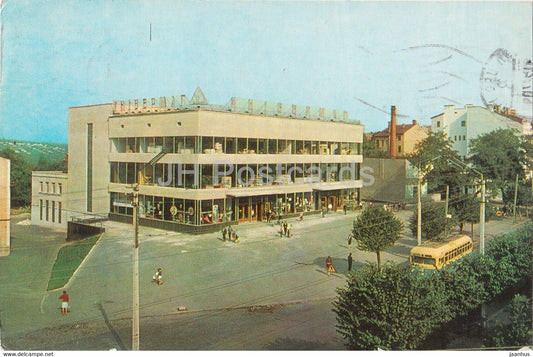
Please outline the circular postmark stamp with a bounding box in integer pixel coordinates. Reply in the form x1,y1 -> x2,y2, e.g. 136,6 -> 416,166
480,48 -> 532,119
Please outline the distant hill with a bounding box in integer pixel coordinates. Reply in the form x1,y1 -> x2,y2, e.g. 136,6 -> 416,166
0,138 -> 67,165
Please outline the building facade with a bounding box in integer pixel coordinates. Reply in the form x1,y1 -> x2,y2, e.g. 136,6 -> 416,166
0,158 -> 10,256
370,107 -> 429,158
361,158 -> 427,203
31,171 -> 68,229
431,104 -> 532,157
67,89 -> 364,233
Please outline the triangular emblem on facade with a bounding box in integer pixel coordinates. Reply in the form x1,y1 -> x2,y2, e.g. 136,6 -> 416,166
190,87 -> 208,105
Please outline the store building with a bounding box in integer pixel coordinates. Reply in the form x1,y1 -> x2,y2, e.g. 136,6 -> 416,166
67,88 -> 364,233
31,171 -> 68,229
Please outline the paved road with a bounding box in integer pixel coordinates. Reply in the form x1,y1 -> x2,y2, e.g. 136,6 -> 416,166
0,210 -> 528,350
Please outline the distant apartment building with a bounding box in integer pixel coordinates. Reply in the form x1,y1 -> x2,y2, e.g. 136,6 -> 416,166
67,88 -> 364,233
31,171 -> 67,229
431,104 -> 532,157
371,106 -> 429,158
0,158 -> 10,256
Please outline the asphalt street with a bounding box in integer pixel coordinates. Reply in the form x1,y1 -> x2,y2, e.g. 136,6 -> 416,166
0,209 -> 528,350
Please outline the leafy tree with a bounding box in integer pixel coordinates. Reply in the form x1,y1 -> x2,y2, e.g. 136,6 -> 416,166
484,294 -> 532,348
362,135 -> 388,158
351,206 -> 403,267
408,132 -> 470,193
333,263 -> 451,350
408,202 -> 456,241
450,193 -> 480,235
35,154 -> 67,172
469,129 -> 530,202
502,178 -> 532,207
0,148 -> 32,207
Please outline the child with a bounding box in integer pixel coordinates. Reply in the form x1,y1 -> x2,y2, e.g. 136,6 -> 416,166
153,268 -> 163,285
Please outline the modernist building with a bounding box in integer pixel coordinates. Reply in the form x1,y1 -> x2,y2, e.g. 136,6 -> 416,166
0,158 -> 10,256
67,88 -> 364,233
370,106 -> 429,158
31,171 -> 68,229
431,104 -> 532,157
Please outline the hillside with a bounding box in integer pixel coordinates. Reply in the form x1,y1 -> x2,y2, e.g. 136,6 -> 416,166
0,138 -> 67,165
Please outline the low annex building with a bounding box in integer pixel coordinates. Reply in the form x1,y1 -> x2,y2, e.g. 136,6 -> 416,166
31,171 -> 68,229
67,88 -> 364,233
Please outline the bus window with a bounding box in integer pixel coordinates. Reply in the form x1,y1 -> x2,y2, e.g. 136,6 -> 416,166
412,255 -> 436,267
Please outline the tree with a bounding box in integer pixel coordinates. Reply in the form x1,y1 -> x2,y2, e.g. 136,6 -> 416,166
449,193 -> 480,235
362,135 -> 388,158
0,148 -> 32,207
469,129 -> 530,202
333,263 -> 451,350
352,206 -> 403,267
408,202 -> 456,241
484,294 -> 532,347
408,132 -> 469,193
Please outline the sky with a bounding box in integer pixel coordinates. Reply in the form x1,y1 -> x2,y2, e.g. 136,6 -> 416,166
0,0 -> 531,143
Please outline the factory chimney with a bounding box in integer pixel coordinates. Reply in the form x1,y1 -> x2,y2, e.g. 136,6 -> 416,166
390,106 -> 397,158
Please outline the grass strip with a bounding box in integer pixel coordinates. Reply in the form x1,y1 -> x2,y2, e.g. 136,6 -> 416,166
47,235 -> 101,291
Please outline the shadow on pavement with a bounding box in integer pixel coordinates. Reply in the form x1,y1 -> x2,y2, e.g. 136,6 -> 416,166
96,302 -> 127,351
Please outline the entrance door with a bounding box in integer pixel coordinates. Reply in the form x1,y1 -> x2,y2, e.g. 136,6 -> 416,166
329,196 -> 338,211
239,202 -> 249,222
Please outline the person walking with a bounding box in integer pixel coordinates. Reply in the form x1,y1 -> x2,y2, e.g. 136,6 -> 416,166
326,256 -> 336,276
287,223 -> 292,237
347,252 -> 353,271
344,204 -> 347,215
222,226 -> 227,241
153,268 -> 163,285
59,290 -> 69,315
348,233 -> 353,248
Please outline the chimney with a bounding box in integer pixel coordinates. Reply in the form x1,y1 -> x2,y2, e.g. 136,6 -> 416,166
511,109 -> 517,116
412,119 -> 418,125
495,105 -> 501,113
390,106 -> 397,158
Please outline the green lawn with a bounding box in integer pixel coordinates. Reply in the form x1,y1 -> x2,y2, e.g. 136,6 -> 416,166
47,235 -> 101,291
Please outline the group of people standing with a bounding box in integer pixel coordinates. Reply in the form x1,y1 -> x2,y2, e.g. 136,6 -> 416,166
221,226 -> 240,243
278,220 -> 292,238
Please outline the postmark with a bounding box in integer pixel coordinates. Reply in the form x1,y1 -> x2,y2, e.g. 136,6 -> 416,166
480,48 -> 533,120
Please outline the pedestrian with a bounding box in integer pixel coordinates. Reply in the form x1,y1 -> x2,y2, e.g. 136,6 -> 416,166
153,268 -> 163,285
59,290 -> 69,315
283,221 -> 288,236
222,226 -> 227,241
348,233 -> 353,248
326,256 -> 336,276
287,223 -> 292,237
344,204 -> 347,215
234,230 -> 240,243
267,210 -> 272,223
299,211 -> 304,221
321,207 -> 325,218
347,252 -> 353,271
228,226 -> 233,241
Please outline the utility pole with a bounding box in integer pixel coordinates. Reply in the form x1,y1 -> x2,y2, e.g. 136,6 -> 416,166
417,166 -> 422,246
480,177 -> 485,256
132,184 -> 140,351
513,173 -> 519,223
444,185 -> 449,239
